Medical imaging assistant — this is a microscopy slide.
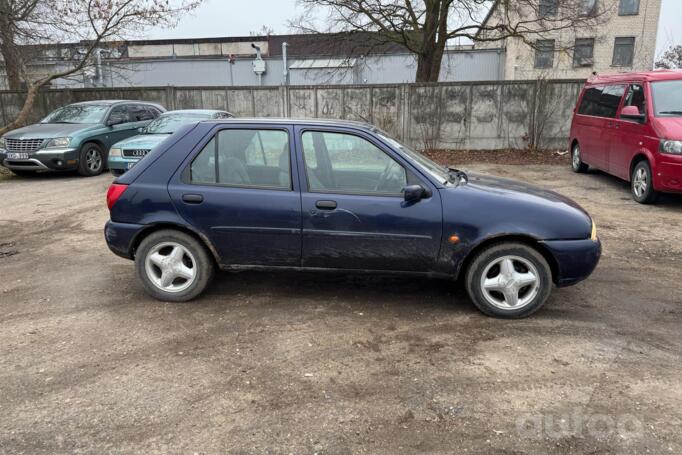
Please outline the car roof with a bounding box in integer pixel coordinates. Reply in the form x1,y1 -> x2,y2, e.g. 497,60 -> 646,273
587,69 -> 682,85
162,109 -> 229,116
200,117 -> 376,131
70,100 -> 163,107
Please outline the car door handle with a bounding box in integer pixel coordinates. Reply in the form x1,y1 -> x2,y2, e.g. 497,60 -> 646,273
182,194 -> 204,204
315,200 -> 337,210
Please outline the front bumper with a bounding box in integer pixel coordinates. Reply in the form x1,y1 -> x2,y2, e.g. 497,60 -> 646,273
104,220 -> 145,259
541,238 -> 602,287
0,147 -> 79,171
108,156 -> 141,176
654,153 -> 682,193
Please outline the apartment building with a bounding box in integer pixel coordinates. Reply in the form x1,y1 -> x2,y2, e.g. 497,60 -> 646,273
477,0 -> 662,79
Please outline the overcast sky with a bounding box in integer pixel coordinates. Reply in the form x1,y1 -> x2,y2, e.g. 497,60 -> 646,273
146,0 -> 681,57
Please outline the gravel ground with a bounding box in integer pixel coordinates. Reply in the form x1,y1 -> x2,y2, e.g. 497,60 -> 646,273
0,164 -> 680,454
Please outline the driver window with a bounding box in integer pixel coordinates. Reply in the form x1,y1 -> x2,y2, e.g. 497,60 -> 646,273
623,84 -> 645,115
301,131 -> 407,195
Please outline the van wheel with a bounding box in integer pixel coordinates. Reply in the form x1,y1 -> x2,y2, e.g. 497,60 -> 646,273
571,143 -> 588,173
465,243 -> 553,319
135,230 -> 215,302
77,143 -> 104,176
631,161 -> 658,204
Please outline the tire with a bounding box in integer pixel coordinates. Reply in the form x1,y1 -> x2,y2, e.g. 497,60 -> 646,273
135,230 -> 215,302
465,242 -> 553,319
77,142 -> 105,176
571,143 -> 588,173
631,160 -> 658,204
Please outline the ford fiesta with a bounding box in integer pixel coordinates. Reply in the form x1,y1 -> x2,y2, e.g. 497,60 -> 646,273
105,119 -> 601,318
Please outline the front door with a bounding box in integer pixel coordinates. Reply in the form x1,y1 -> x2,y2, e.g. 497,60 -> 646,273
610,83 -> 647,180
168,125 -> 302,266
296,127 -> 442,272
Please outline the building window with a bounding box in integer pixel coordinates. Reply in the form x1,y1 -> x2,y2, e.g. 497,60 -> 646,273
573,38 -> 595,67
619,0 -> 640,15
534,40 -> 555,68
613,37 -> 635,66
539,0 -> 558,18
582,0 -> 598,16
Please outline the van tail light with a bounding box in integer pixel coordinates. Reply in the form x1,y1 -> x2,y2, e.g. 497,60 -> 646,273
107,183 -> 129,210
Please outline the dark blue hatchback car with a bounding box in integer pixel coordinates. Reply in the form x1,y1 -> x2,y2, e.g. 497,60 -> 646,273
105,119 -> 601,318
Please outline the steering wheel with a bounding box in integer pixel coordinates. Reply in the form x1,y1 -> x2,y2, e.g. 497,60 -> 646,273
373,161 -> 395,192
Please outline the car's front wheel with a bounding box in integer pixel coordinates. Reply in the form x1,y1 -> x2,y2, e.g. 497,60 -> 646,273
631,160 -> 658,204
135,230 -> 215,302
77,142 -> 105,176
465,242 -> 553,319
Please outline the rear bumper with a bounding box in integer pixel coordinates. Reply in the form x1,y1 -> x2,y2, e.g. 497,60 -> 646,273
541,238 -> 601,287
0,148 -> 79,171
104,220 -> 145,259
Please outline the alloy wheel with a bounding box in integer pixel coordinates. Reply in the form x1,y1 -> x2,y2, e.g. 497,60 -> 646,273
144,242 -> 197,293
85,148 -> 102,172
479,255 -> 540,310
572,146 -> 581,170
633,167 -> 648,198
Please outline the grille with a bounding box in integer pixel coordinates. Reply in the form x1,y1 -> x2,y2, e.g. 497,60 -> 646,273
6,138 -> 44,153
123,149 -> 151,158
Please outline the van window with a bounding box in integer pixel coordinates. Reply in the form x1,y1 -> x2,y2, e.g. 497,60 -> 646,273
623,84 -> 645,115
577,85 -> 625,118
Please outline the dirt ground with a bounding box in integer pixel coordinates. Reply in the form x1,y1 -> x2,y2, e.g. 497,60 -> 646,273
0,163 -> 681,455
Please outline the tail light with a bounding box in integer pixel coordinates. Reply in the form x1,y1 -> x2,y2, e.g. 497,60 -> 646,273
107,183 -> 128,210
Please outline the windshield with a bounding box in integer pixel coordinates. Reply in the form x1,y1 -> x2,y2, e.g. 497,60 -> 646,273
377,132 -> 450,184
42,104 -> 109,124
144,113 -> 212,134
651,80 -> 682,117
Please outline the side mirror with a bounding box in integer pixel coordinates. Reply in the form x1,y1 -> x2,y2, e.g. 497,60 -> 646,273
620,106 -> 646,123
403,184 -> 429,202
137,127 -> 145,133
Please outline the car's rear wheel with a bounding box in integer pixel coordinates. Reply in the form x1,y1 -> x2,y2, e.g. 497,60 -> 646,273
571,143 -> 588,173
135,230 -> 215,302
77,142 -> 105,176
465,242 -> 553,319
631,160 -> 658,204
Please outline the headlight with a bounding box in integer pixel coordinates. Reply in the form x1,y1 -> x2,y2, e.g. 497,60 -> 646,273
109,147 -> 122,157
0,137 -> 6,149
45,137 -> 71,148
591,220 -> 598,242
660,140 -> 682,155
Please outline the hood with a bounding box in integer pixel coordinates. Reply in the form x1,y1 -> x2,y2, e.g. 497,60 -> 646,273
112,134 -> 168,150
652,117 -> 682,141
2,122 -> 98,139
464,173 -> 588,213
441,172 -> 593,241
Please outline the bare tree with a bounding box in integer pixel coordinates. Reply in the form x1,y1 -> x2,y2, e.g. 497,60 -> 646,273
656,44 -> 682,70
0,0 -> 202,136
293,0 -> 608,83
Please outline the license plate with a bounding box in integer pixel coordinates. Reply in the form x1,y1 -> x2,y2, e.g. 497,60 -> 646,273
127,162 -> 136,169
7,152 -> 29,160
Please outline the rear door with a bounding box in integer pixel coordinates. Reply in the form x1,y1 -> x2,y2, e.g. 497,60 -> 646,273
168,124 -> 302,266
295,127 -> 443,272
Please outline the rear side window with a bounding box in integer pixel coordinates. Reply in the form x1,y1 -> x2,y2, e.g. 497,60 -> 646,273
578,85 -> 625,118
190,129 -> 290,189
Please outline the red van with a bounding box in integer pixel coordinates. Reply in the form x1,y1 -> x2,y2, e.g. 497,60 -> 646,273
569,70 -> 682,204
